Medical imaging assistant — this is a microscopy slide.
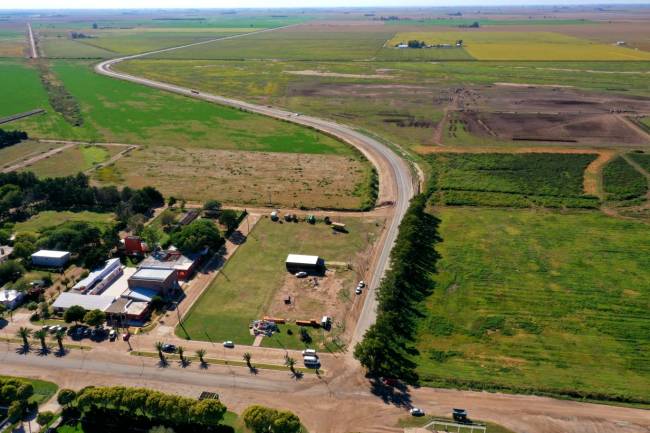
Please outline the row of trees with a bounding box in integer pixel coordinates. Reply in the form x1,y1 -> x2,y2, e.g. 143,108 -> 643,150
62,386 -> 227,429
0,377 -> 36,424
0,128 -> 28,149
0,172 -> 163,223
353,194 -> 441,384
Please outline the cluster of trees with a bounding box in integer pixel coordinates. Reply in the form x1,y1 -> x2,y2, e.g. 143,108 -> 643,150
63,306 -> 106,327
170,219 -> 223,254
0,377 -> 36,423
0,172 -> 163,220
242,405 -> 301,433
407,39 -> 427,48
0,129 -> 28,149
0,259 -> 25,287
67,386 -> 227,430
353,194 -> 441,384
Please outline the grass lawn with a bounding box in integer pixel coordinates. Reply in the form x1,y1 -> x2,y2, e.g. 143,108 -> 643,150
0,140 -> 64,169
14,210 -> 115,233
178,217 -> 382,345
0,375 -> 58,405
398,415 -> 515,433
416,207 -> 650,403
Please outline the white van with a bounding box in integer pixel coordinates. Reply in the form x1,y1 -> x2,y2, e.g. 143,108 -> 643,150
303,356 -> 320,366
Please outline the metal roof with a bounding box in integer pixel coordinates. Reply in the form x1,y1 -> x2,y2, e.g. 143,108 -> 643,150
286,254 -> 320,265
130,267 -> 175,282
52,292 -> 115,311
32,250 -> 70,259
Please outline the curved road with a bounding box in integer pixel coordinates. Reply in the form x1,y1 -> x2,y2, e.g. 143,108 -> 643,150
94,29 -> 416,344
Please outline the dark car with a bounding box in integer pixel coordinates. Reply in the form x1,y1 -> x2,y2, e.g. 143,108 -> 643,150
162,343 -> 176,353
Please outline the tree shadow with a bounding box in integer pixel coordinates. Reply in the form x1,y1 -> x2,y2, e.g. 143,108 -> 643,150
199,361 -> 208,370
55,347 -> 68,357
228,230 -> 247,245
248,366 -> 258,375
16,344 -> 31,355
157,359 -> 169,368
37,346 -> 51,356
179,358 -> 191,368
369,377 -> 413,409
291,370 -> 304,380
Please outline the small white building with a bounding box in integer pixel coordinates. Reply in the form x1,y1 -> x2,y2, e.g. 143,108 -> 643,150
73,258 -> 122,294
0,289 -> 24,310
51,292 -> 115,312
31,250 -> 70,268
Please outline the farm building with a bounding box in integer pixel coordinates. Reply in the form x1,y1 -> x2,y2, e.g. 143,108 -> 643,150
128,267 -> 178,297
73,258 -> 122,294
285,254 -> 325,274
31,250 -> 70,268
0,289 -> 24,310
123,235 -> 147,256
138,248 -> 206,281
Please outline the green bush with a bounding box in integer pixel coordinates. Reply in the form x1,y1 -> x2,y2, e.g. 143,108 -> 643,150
602,156 -> 648,201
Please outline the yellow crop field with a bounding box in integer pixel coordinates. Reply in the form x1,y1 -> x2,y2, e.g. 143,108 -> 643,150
388,31 -> 650,61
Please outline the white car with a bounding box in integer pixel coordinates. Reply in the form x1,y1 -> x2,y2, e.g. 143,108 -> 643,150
295,271 -> 308,278
302,349 -> 317,357
410,407 -> 425,417
355,286 -> 363,295
223,341 -> 235,348
358,280 -> 366,288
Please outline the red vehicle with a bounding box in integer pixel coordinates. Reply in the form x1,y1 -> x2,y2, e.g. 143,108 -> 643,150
122,333 -> 131,342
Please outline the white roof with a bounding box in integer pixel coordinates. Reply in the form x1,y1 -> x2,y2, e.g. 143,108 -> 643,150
286,254 -> 320,265
100,267 -> 137,298
73,258 -> 121,290
131,267 -> 175,282
52,292 -> 115,311
32,250 -> 70,259
0,289 -> 22,302
122,286 -> 157,302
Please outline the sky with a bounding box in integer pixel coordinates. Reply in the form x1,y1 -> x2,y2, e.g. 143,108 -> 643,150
1,0 -> 649,9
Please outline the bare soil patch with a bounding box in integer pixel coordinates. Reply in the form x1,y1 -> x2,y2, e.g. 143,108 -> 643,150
285,70 -> 392,79
96,146 -> 369,209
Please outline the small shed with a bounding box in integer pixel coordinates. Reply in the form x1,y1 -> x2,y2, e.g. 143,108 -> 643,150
285,254 -> 325,274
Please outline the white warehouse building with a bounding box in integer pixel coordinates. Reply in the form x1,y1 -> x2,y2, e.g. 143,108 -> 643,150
31,250 -> 70,268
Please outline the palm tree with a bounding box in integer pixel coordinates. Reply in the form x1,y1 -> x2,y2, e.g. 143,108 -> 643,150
154,341 -> 165,363
243,352 -> 252,369
16,327 -> 31,348
196,349 -> 206,365
34,329 -> 48,352
284,355 -> 296,374
54,329 -> 66,353
177,346 -> 185,364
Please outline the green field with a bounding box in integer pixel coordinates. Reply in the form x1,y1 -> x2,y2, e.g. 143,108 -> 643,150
19,145 -> 121,177
387,18 -> 594,26
416,207 -> 650,403
14,210 -> 115,233
628,151 -> 650,173
0,375 -> 58,404
427,153 -> 600,208
388,32 -> 650,61
2,59 -> 351,155
602,156 -> 648,201
178,217 -> 381,346
150,29 -> 395,60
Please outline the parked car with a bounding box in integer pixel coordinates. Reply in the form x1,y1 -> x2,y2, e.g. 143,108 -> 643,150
355,286 -> 363,295
303,356 -> 320,367
223,341 -> 234,348
410,408 -> 425,417
295,271 -> 308,278
41,325 -> 50,332
162,343 -> 176,353
109,330 -> 117,341
302,349 -> 317,357
122,333 -> 130,342
358,281 -> 366,288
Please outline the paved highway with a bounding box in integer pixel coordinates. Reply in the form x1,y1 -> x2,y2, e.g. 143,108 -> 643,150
27,23 -> 37,59
94,28 -> 416,345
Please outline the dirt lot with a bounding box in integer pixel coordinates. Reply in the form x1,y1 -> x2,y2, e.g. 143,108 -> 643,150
266,268 -> 356,324
93,146 -> 371,209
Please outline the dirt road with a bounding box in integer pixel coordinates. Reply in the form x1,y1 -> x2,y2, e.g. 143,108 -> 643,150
26,23 -> 37,59
1,142 -> 74,173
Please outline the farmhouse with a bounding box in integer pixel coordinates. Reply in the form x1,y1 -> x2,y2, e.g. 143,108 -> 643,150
31,250 -> 70,268
285,254 -> 325,274
0,289 -> 24,310
138,248 -> 206,281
